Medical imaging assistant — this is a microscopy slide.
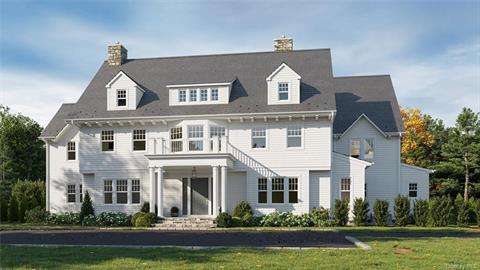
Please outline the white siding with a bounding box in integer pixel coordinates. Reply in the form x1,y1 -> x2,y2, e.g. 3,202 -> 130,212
334,117 -> 400,212
309,171 -> 330,210
400,164 -> 430,201
106,72 -> 144,111
226,172 -> 247,213
267,64 -> 301,105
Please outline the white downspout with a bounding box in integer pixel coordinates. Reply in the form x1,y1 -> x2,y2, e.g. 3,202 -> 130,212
45,141 -> 50,212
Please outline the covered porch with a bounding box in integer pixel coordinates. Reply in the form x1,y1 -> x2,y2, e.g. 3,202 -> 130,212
146,153 -> 235,217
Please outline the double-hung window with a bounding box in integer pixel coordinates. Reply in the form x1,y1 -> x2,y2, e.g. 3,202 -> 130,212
67,184 -> 76,203
211,88 -> 219,101
67,141 -> 76,160
178,90 -> 186,102
104,180 -> 113,204
170,127 -> 183,152
210,126 -> 226,151
101,130 -> 114,151
189,89 -> 197,102
252,127 -> 266,149
287,126 -> 302,148
350,139 -> 360,158
288,178 -> 298,203
409,183 -> 418,198
133,130 -> 146,151
272,178 -> 284,203
278,82 -> 289,101
258,178 -> 267,204
188,125 -> 204,151
116,179 -> 128,204
200,89 -> 208,101
117,89 -> 127,107
131,179 -> 140,204
340,178 -> 351,201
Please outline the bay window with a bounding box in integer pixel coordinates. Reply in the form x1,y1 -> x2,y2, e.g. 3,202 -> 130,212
188,125 -> 204,151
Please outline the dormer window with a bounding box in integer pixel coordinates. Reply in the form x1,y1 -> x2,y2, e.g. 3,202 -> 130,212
211,89 -> 219,101
200,89 -> 208,101
189,89 -> 197,102
278,83 -> 289,101
179,90 -> 186,102
117,90 -> 127,107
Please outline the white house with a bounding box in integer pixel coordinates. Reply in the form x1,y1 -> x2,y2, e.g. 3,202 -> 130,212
40,37 -> 431,219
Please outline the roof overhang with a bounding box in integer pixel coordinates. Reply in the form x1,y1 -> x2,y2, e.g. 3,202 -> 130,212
335,113 -> 391,139
105,70 -> 146,92
166,80 -> 235,88
401,163 -> 434,174
266,62 -> 301,81
146,153 -> 235,168
333,152 -> 373,168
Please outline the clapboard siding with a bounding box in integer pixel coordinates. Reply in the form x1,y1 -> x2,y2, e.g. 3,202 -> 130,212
400,164 -> 430,201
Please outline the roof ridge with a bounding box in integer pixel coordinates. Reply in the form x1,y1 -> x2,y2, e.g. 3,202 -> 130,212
122,48 -> 331,62
334,74 -> 391,79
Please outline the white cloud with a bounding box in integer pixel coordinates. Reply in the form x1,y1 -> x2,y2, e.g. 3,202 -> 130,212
0,69 -> 84,127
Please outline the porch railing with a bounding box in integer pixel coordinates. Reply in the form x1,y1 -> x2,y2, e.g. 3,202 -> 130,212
147,136 -> 229,155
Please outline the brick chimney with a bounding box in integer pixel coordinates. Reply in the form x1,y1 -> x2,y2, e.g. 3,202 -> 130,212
108,42 -> 128,66
274,35 -> 293,52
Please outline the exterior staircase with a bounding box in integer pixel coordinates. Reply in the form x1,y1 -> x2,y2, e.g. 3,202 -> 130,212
154,217 -> 216,230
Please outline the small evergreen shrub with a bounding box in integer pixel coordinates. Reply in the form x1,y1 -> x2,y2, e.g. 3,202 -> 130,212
455,195 -> 469,227
216,212 -> 232,228
475,199 -> 480,226
134,213 -> 156,227
373,199 -> 389,226
260,212 -> 284,227
8,196 -> 18,222
334,199 -> 349,226
25,206 -> 49,223
230,217 -> 244,227
81,214 -> 97,226
141,202 -> 150,213
48,212 -> 81,225
241,212 -> 254,227
18,197 -> 27,222
352,198 -> 369,226
310,207 -> 332,227
131,212 -> 145,226
96,212 -> 130,227
429,196 -> 452,227
394,195 -> 410,226
413,199 -> 429,227
467,197 -> 477,224
79,191 -> 95,221
233,201 -> 253,219
250,215 -> 263,227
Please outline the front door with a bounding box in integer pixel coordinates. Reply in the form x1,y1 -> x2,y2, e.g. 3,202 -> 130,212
190,178 -> 209,215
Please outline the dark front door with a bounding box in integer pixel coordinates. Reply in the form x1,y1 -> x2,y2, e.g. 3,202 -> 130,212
190,178 -> 209,215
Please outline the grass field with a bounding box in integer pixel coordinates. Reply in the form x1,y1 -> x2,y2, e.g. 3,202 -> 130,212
1,232 -> 479,269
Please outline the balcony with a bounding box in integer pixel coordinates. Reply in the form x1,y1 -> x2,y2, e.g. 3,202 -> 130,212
147,136 -> 229,155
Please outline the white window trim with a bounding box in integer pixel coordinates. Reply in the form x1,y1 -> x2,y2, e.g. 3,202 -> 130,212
211,88 -> 219,101
287,177 -> 299,204
286,125 -> 304,149
277,82 -> 290,102
339,177 -> 352,202
408,183 -> 418,198
187,125 -> 205,152
257,178 -> 268,205
132,129 -> 147,152
66,184 -> 77,204
251,126 -> 268,150
101,177 -> 142,206
271,177 -> 286,205
131,179 -> 142,205
116,89 -> 127,108
101,130 -> 116,153
103,179 -> 114,205
178,89 -> 187,103
66,141 -> 77,161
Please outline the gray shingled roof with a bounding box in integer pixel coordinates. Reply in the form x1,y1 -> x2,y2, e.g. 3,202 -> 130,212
40,49 -> 403,138
332,75 -> 404,134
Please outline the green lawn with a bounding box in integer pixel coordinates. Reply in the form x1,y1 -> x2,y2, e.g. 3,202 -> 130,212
1,235 -> 479,269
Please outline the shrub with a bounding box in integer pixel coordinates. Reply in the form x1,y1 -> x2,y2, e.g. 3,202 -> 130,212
170,207 -> 179,217
80,191 -> 94,221
96,212 -> 130,227
8,196 -> 18,222
394,195 -> 410,226
233,201 -> 253,219
261,212 -> 289,227
241,212 -> 254,227
11,180 -> 45,221
131,212 -> 145,226
48,212 -> 81,225
456,196 -> 470,227
413,199 -> 429,226
0,198 -> 8,221
216,212 -> 232,228
373,199 -> 389,226
310,207 -> 331,227
334,199 -> 349,226
81,214 -> 97,226
18,197 -> 28,222
230,217 -> 243,227
134,213 -> 156,227
250,215 -> 263,227
475,199 -> 480,226
352,198 -> 369,226
429,196 -> 452,227
141,202 -> 150,213
25,206 -> 49,223
467,197 -> 477,224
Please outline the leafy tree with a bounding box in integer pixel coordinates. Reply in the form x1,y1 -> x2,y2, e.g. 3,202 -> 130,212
80,191 -> 95,221
400,108 -> 434,166
11,180 -> 45,218
439,108 -> 480,202
0,106 -> 45,201
8,195 -> 18,222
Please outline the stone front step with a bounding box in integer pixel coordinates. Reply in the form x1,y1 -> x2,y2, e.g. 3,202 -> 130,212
154,217 -> 216,230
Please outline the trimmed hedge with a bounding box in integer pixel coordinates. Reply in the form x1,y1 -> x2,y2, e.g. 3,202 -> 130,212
233,201 -> 253,219
394,195 -> 410,226
25,207 -> 49,223
334,200 -> 349,226
352,198 -> 369,226
429,196 -> 452,227
216,212 -> 232,228
131,212 -> 156,227
413,199 -> 429,226
373,199 -> 389,226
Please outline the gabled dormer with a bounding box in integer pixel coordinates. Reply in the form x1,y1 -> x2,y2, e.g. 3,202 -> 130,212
105,71 -> 145,111
266,62 -> 301,105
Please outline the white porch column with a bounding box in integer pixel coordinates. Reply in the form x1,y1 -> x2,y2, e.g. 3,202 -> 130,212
149,167 -> 155,214
156,167 -> 164,217
221,166 -> 227,213
212,166 -> 219,216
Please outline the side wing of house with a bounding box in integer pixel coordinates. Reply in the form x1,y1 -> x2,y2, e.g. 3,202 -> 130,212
400,164 -> 431,201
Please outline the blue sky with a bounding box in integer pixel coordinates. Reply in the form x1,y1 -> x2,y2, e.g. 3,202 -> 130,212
1,0 -> 478,127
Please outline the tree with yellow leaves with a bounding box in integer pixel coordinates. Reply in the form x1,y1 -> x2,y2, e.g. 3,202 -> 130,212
400,107 -> 434,166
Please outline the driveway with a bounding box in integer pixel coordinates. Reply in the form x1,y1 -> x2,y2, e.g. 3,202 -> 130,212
0,230 -> 354,248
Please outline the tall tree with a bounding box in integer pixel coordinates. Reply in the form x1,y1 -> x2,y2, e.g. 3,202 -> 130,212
400,107 -> 434,167
440,108 -> 480,202
0,105 -> 45,200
